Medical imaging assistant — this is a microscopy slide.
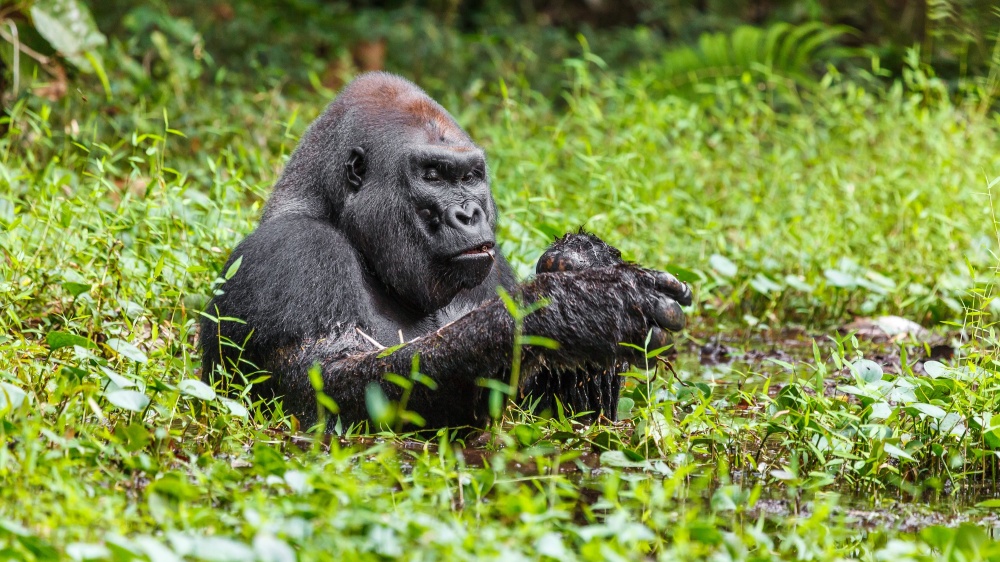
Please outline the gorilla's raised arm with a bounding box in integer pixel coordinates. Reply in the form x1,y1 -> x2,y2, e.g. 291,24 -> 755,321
200,72 -> 691,430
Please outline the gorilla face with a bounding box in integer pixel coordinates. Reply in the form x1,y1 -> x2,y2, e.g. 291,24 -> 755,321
339,124 -> 498,315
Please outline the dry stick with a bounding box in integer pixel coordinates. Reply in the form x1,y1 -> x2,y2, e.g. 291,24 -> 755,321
355,327 -> 386,350
0,20 -> 50,65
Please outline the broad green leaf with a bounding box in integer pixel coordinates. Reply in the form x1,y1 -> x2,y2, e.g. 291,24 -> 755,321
62,282 -> 91,297
708,254 -> 737,278
616,396 -> 635,420
225,255 -> 243,280
909,402 -> 946,419
66,542 -> 111,561
178,379 -> 217,401
105,390 -> 150,412
30,0 -> 107,70
884,443 -> 914,461
749,273 -> 782,294
365,383 -> 393,425
851,359 -> 883,383
923,360 -> 948,378
869,401 -> 892,420
599,450 -> 651,469
824,269 -> 857,288
46,331 -> 96,350
253,533 -> 296,562
0,382 -> 27,411
106,338 -> 148,363
220,399 -> 248,418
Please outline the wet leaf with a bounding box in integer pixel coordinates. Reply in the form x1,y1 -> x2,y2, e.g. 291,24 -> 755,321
599,450 -> 651,469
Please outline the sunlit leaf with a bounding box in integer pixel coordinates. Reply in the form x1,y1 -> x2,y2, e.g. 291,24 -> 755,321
30,0 -> 107,70
46,331 -> 96,350
105,390 -> 149,412
106,338 -> 148,363
709,254 -> 737,278
0,382 -> 27,411
178,379 -> 217,401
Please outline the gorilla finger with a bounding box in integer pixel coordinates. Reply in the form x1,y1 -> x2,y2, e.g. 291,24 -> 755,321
651,271 -> 692,306
536,253 -> 584,274
647,326 -> 671,353
651,296 -> 687,332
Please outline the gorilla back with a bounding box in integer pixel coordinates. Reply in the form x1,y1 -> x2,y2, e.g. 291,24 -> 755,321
200,72 -> 691,430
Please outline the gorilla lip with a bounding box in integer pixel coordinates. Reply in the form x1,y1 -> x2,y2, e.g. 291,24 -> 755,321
454,241 -> 495,258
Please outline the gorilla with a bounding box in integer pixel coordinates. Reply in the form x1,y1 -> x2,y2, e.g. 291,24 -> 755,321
200,72 -> 691,430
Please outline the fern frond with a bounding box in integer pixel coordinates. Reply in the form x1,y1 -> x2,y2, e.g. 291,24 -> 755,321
649,21 -> 856,93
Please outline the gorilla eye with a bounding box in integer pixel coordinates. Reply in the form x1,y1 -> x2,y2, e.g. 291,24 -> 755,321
462,171 -> 475,183
423,166 -> 442,182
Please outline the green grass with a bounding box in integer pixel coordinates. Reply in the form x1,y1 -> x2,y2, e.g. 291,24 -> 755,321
4,47 -> 1000,560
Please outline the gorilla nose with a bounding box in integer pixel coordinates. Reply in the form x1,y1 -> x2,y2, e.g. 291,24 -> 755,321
444,202 -> 484,233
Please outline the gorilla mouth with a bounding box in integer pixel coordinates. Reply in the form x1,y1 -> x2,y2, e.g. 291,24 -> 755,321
453,241 -> 495,259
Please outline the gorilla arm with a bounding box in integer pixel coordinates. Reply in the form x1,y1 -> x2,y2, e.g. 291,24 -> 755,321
271,265 -> 689,430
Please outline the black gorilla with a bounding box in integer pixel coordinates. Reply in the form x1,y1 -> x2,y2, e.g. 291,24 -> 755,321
200,72 -> 691,430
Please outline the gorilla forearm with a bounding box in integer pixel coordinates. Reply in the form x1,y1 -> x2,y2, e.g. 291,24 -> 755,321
273,266 -> 683,428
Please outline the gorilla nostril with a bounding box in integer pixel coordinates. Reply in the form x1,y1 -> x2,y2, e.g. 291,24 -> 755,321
446,202 -> 484,230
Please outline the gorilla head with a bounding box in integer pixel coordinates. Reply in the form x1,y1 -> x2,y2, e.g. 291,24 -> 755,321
264,72 -> 499,314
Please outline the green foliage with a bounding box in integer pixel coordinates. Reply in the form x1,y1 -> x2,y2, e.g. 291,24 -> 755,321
4,8 -> 1000,560
645,22 -> 856,93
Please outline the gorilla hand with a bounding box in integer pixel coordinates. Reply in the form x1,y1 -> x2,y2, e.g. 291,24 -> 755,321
523,264 -> 691,363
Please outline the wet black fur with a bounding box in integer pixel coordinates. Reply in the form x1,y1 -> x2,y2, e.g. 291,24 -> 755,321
200,72 -> 691,430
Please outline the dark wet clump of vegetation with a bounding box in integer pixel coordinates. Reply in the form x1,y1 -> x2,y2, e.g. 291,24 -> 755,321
3,1 -> 1000,560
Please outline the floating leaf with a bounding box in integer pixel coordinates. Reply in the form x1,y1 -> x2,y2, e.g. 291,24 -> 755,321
105,390 -> 150,412
106,338 -> 148,363
599,450 -> 651,469
178,379 -> 217,401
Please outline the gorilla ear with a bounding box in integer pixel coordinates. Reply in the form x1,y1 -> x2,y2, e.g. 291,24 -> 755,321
345,147 -> 366,190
